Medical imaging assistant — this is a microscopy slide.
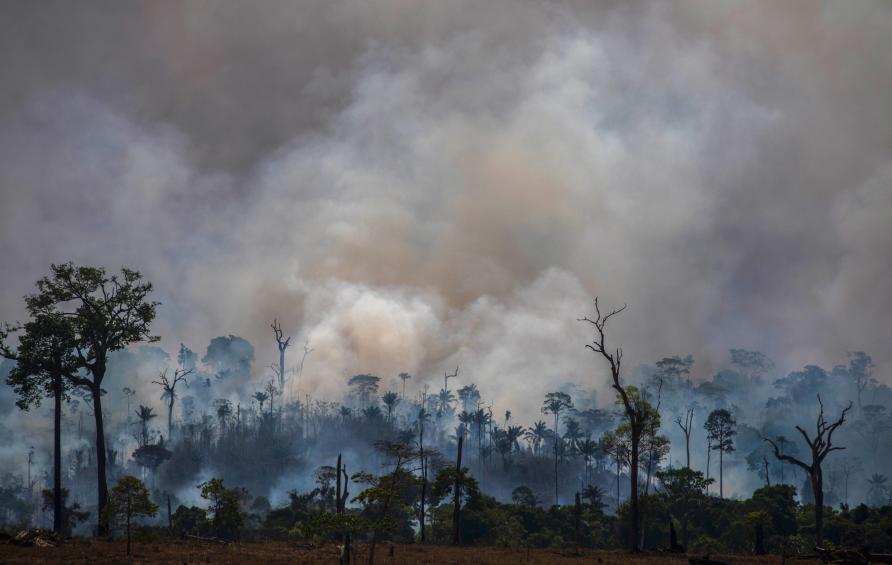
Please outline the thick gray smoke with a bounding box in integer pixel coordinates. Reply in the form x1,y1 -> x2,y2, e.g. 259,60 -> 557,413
1,2 -> 891,451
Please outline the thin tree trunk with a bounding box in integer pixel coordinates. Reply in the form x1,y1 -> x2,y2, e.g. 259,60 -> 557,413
53,374 -> 63,534
419,425 -> 426,542
629,429 -> 641,553
126,498 -> 131,556
93,386 -> 109,535
452,435 -> 463,545
719,448 -> 724,499
279,349 -> 286,391
813,469 -> 824,546
167,397 -> 174,439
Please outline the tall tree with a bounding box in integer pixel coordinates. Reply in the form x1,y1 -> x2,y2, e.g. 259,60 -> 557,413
348,374 -> 380,409
763,396 -> 852,546
26,263 -> 158,534
135,405 -> 157,448
674,407 -> 694,469
847,351 -> 874,409
1,312 -> 78,534
704,409 -> 737,499
525,420 -> 549,456
542,391 -> 573,505
270,319 -> 291,393
457,383 -> 480,413
381,391 -> 400,423
398,372 -> 411,397
580,297 -> 644,552
152,367 -> 192,439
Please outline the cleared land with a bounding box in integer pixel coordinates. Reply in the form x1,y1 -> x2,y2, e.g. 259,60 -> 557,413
0,540 -> 819,564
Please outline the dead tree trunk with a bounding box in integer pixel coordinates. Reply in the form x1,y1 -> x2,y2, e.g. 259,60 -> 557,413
419,424 -> 427,542
580,298 -> 642,552
452,435 -> 463,545
270,320 -> 291,393
675,408 -> 694,469
763,396 -> 852,548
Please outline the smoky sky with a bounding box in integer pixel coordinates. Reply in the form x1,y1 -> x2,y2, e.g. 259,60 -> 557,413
1,0 -> 891,419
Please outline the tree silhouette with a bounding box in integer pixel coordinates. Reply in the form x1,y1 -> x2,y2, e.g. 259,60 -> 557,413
866,473 -> 888,507
25,263 -> 158,534
580,297 -> 644,552
253,391 -> 269,413
457,383 -> 480,413
847,351 -> 874,409
153,367 -> 192,439
398,372 -> 412,397
1,312 -> 78,534
348,374 -> 380,409
525,420 -> 548,456
381,391 -> 400,423
135,405 -> 157,448
705,408 -> 736,499
542,391 -> 573,505
675,407 -> 695,469
763,395 -> 852,546
270,319 -> 291,393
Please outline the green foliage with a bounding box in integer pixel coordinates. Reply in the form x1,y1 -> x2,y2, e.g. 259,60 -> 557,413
199,477 -> 246,540
105,476 -> 159,524
511,485 -> 540,507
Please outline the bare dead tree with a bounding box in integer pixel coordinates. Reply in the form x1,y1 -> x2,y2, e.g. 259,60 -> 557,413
675,407 -> 694,469
293,339 -> 313,400
444,365 -> 459,391
452,434 -> 463,545
270,319 -> 292,393
763,395 -> 852,547
580,297 -> 643,553
152,367 -> 193,439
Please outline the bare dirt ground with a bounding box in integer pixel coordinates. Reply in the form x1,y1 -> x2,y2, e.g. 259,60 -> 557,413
0,540 -> 819,564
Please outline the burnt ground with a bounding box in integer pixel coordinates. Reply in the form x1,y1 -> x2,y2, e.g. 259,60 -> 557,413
0,539 -> 820,564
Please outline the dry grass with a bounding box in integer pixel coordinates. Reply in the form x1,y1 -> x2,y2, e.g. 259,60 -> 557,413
0,540 -> 819,564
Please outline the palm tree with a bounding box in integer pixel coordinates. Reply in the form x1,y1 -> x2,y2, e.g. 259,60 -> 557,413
525,420 -> 549,456
578,439 -> 599,485
542,392 -> 573,505
362,405 -> 383,421
506,425 -> 525,452
867,473 -> 889,507
581,484 -> 607,513
398,372 -> 412,397
458,411 -> 474,442
436,388 -> 456,416
135,405 -> 157,447
563,418 -> 584,458
253,391 -> 269,413
457,384 -> 480,413
338,405 -> 352,423
381,391 -> 400,423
